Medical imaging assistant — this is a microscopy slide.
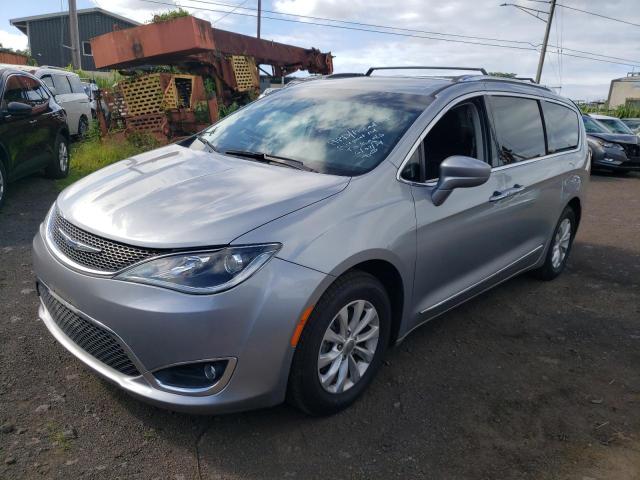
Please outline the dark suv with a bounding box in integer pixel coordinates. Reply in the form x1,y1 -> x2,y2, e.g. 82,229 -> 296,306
0,67 -> 69,209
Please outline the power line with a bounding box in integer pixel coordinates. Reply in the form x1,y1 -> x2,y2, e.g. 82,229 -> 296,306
140,0 -> 640,67
193,0 -> 640,65
556,3 -> 640,28
182,0 -> 538,46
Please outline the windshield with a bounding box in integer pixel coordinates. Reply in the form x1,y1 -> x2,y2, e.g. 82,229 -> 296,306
597,118 -> 634,134
199,86 -> 431,176
583,116 -> 609,134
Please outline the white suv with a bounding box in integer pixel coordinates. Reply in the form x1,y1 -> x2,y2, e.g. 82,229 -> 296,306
0,65 -> 92,137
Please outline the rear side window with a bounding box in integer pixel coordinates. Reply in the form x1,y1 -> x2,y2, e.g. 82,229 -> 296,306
488,96 -> 546,166
542,101 -> 579,153
68,75 -> 85,94
52,74 -> 72,94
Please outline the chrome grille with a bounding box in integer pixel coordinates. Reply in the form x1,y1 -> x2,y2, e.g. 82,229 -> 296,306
39,284 -> 140,376
49,208 -> 163,273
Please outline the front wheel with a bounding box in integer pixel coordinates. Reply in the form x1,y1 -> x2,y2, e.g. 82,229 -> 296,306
45,134 -> 70,179
531,206 -> 577,280
287,271 -> 391,416
77,115 -> 89,138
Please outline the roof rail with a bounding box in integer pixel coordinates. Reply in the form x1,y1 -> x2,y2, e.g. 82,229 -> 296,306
514,77 -> 538,83
365,66 -> 488,76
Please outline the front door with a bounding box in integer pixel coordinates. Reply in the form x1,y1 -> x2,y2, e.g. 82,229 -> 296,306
408,94 -> 548,327
0,75 -> 34,180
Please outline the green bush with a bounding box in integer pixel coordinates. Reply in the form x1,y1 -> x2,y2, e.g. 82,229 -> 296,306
57,130 -> 159,190
151,8 -> 190,23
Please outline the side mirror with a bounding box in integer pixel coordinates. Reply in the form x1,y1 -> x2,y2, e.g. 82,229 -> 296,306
431,155 -> 491,206
7,102 -> 32,116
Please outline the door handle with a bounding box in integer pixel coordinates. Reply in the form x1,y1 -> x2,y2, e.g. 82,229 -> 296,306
490,184 -> 525,202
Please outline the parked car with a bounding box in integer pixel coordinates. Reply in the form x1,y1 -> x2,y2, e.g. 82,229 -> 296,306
33,69 -> 589,415
0,67 -> 70,209
583,114 -> 640,173
589,113 -> 636,135
1,64 -> 92,137
621,118 -> 640,135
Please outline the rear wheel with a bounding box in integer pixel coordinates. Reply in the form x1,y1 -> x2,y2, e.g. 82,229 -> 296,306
45,134 -> 70,179
77,115 -> 89,139
287,271 -> 390,415
0,158 -> 6,210
532,206 -> 577,280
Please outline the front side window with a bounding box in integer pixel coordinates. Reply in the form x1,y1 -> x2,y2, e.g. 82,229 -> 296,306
52,74 -> 72,94
20,76 -> 46,106
541,101 -> 580,153
1,76 -> 28,110
41,75 -> 54,90
422,101 -> 485,180
488,96 -> 546,165
68,75 -> 86,95
199,86 -> 431,176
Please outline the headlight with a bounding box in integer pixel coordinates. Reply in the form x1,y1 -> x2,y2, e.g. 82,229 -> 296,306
596,139 -> 623,150
115,244 -> 281,294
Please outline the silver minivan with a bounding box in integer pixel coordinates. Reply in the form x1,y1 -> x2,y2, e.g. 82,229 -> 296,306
33,68 -> 589,415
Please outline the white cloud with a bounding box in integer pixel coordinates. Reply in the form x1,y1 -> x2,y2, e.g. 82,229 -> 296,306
0,29 -> 28,51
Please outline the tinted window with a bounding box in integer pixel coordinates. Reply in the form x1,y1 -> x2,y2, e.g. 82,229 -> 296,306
68,75 -> 86,95
1,76 -> 28,109
401,147 -> 422,182
200,87 -> 431,176
488,96 -> 546,165
52,75 -> 72,94
423,101 -> 485,179
542,101 -> 579,153
20,76 -> 46,105
82,41 -> 92,56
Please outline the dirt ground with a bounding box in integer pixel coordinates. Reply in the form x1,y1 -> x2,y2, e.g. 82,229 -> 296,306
1,172 -> 639,480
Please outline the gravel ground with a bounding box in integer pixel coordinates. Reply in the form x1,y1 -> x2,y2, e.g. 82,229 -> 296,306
1,172 -> 639,480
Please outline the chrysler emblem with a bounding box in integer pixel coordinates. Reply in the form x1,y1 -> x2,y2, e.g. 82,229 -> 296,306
58,229 -> 102,254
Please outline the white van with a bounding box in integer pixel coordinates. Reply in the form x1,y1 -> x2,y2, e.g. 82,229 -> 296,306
0,64 -> 92,137
36,67 -> 91,137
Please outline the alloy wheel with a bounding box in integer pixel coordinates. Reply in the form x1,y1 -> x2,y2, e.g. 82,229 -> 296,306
59,142 -> 69,172
551,218 -> 572,269
317,299 -> 380,394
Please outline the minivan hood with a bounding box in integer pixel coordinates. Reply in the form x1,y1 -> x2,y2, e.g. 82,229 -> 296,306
57,144 -> 349,248
587,132 -> 639,145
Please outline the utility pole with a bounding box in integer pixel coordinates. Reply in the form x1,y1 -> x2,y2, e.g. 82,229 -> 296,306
68,0 -> 81,69
257,0 -> 261,38
535,0 -> 557,84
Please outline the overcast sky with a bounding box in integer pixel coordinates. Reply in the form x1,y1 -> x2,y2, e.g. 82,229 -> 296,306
2,0 -> 639,100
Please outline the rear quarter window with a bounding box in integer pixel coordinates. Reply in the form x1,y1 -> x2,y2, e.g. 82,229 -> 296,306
541,101 -> 580,153
487,95 -> 546,166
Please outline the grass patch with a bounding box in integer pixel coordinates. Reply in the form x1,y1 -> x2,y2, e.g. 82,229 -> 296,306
58,130 -> 160,190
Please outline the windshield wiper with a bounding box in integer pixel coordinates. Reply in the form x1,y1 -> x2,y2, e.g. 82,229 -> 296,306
196,134 -> 219,153
224,149 -> 316,172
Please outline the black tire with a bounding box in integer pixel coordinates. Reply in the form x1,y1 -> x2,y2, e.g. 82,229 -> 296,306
287,270 -> 391,416
0,157 -> 7,210
45,134 -> 70,179
77,115 -> 89,139
531,206 -> 577,281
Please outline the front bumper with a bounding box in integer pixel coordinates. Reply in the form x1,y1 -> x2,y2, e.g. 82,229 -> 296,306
33,228 -> 328,414
591,146 -> 640,171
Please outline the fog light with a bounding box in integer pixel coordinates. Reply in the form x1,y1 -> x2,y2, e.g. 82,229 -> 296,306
204,363 -> 220,381
153,360 -> 228,389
